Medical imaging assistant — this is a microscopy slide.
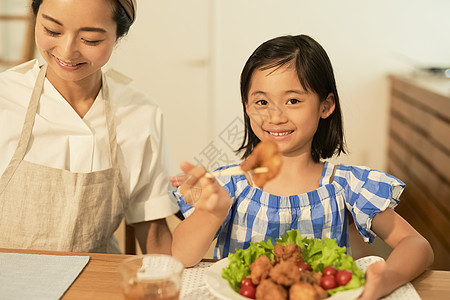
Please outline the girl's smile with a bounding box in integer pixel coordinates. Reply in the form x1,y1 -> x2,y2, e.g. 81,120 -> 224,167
265,129 -> 294,140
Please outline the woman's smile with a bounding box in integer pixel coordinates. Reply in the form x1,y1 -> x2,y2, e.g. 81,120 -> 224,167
53,55 -> 85,71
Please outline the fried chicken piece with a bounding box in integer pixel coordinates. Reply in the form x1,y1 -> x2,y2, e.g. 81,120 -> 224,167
240,139 -> 282,187
269,260 -> 302,286
313,284 -> 328,299
300,270 -> 321,285
273,243 -> 304,264
255,279 -> 288,300
250,255 -> 273,285
289,282 -> 327,300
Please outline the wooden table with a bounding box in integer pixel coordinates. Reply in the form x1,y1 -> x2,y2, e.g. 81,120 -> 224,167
0,248 -> 448,299
0,248 -> 128,300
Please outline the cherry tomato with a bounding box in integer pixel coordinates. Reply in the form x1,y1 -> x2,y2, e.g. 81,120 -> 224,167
320,275 -> 338,290
336,270 -> 353,286
240,277 -> 254,288
240,278 -> 256,299
322,265 -> 338,277
297,261 -> 312,271
240,285 -> 256,299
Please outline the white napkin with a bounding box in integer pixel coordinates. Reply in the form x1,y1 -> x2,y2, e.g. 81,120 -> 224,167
0,252 -> 90,300
356,256 -> 421,300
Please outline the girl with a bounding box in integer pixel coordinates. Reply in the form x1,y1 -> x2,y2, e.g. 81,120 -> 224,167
0,0 -> 178,253
171,35 -> 433,299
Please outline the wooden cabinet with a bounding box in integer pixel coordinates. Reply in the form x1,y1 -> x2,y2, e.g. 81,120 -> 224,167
387,75 -> 450,270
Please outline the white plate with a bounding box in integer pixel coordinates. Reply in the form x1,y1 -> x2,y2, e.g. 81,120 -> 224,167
204,257 -> 371,300
204,258 -> 248,300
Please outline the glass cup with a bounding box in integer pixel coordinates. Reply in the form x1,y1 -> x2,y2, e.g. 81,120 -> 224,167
119,254 -> 184,300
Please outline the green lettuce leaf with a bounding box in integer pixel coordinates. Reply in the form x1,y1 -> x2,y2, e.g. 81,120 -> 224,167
221,238 -> 274,292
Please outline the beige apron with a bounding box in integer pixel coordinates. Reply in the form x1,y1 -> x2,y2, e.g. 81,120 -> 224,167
0,64 -> 127,253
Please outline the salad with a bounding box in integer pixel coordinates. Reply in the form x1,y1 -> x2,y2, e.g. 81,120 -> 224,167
221,229 -> 365,299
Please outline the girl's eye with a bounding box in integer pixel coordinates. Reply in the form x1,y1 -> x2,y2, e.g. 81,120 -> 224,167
44,27 -> 60,37
256,99 -> 268,106
82,38 -> 102,46
287,99 -> 301,104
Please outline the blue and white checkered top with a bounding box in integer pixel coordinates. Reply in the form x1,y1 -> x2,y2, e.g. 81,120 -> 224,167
173,161 -> 405,259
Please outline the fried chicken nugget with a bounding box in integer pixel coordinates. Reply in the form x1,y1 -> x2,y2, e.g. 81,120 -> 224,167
250,255 -> 273,285
269,260 -> 302,286
255,279 -> 288,300
273,243 -> 304,264
240,139 -> 282,187
289,282 -> 327,300
300,270 -> 322,285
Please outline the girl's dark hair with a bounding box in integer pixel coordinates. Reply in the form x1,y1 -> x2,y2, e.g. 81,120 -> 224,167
237,34 -> 346,162
31,0 -> 132,39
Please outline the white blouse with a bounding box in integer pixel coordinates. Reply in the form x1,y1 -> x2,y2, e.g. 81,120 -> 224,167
0,60 -> 178,224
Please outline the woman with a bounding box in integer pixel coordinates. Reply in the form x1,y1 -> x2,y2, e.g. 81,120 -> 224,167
0,0 -> 178,253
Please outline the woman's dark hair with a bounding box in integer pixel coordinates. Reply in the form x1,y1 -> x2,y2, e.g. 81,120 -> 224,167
31,0 -> 132,39
237,34 -> 346,162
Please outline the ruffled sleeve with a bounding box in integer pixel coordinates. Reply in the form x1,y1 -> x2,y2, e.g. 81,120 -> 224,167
339,165 -> 405,243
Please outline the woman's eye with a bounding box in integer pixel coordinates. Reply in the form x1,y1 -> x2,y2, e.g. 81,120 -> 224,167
44,27 -> 60,36
82,38 -> 102,46
287,99 -> 300,104
256,100 -> 268,106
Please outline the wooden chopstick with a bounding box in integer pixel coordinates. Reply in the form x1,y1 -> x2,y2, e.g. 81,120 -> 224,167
205,166 -> 268,178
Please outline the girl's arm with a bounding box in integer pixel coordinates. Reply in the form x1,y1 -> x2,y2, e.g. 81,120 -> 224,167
358,208 -> 434,299
171,162 -> 232,267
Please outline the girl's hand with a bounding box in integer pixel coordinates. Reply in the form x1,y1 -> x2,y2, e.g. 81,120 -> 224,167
357,260 -> 387,300
177,162 -> 232,218
360,208 -> 433,299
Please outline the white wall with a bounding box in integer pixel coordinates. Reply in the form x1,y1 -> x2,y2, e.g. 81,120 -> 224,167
211,0 -> 450,170
5,1 -> 448,173
107,0 -> 212,174
0,0 -> 30,69
109,0 -> 450,173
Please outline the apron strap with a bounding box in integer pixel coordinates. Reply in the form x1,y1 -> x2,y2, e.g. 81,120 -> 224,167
12,64 -> 47,161
101,74 -> 128,199
0,64 -> 47,194
101,76 -> 119,169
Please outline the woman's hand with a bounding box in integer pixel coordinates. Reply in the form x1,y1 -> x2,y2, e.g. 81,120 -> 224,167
176,161 -> 232,218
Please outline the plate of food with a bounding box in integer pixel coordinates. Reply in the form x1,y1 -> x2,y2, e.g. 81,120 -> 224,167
204,229 -> 367,300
